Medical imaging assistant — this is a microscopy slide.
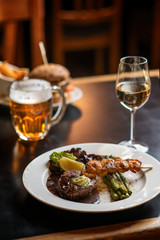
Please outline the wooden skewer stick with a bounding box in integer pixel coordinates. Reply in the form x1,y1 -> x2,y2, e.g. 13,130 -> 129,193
39,41 -> 48,64
141,164 -> 153,170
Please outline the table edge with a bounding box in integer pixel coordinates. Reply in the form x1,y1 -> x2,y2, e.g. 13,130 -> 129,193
17,216 -> 160,240
72,69 -> 159,85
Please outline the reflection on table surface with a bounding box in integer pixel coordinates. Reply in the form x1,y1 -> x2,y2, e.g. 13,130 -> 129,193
1,72 -> 160,239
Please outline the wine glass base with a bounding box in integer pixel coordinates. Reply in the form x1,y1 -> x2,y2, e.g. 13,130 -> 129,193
119,140 -> 149,153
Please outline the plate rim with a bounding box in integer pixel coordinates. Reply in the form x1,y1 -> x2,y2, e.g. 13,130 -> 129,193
22,142 -> 160,213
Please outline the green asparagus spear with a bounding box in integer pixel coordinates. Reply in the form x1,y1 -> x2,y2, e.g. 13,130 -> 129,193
104,178 -> 119,201
103,175 -> 123,201
103,172 -> 132,201
117,172 -> 132,195
114,172 -> 128,194
107,173 -> 128,194
105,173 -> 120,191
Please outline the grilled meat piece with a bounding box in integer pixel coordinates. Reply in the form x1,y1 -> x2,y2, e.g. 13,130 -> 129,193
57,170 -> 96,200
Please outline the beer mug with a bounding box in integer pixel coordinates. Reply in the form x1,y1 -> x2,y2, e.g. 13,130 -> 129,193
9,79 -> 66,141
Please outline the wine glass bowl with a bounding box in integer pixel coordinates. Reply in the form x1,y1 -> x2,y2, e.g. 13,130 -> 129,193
116,56 -> 151,152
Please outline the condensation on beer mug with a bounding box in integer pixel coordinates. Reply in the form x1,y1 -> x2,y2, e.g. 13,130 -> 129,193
10,79 -> 52,104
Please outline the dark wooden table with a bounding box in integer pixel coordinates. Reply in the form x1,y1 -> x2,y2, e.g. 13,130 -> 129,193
1,71 -> 160,240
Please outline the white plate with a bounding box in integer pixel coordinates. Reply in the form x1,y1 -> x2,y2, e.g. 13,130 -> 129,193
22,143 -> 160,213
66,87 -> 83,105
53,87 -> 83,107
0,86 -> 83,107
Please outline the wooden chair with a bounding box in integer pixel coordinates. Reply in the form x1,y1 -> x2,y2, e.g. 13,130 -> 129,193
0,0 -> 45,68
52,0 -> 123,74
152,0 -> 160,69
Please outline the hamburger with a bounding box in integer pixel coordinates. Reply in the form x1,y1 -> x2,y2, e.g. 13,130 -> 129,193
29,63 -> 74,103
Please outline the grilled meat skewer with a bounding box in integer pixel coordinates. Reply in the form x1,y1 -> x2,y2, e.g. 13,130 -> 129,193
83,158 -> 142,178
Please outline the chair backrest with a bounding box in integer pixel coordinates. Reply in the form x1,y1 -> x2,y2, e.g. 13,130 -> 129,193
0,0 -> 45,67
152,0 -> 160,68
54,0 -> 122,24
52,0 -> 122,74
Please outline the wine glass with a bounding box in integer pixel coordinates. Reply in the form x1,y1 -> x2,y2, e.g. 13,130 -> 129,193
116,56 -> 151,152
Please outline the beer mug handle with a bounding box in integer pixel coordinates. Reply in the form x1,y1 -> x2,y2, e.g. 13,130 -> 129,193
51,85 -> 66,126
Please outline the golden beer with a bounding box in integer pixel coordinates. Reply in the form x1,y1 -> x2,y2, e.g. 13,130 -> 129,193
10,98 -> 52,141
10,79 -> 54,141
10,79 -> 66,141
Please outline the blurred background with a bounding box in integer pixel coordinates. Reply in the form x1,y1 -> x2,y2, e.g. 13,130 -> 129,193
0,0 -> 159,78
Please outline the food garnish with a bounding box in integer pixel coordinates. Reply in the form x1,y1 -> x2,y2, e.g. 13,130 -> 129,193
59,157 -> 85,171
50,151 -> 76,164
72,175 -> 91,187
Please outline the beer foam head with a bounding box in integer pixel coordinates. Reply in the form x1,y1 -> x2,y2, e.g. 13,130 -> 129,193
10,79 -> 52,104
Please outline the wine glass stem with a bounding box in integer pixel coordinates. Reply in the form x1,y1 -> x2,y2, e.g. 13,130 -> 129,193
130,110 -> 135,144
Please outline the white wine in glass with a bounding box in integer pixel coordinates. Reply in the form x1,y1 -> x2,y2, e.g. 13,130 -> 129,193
116,56 -> 151,152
